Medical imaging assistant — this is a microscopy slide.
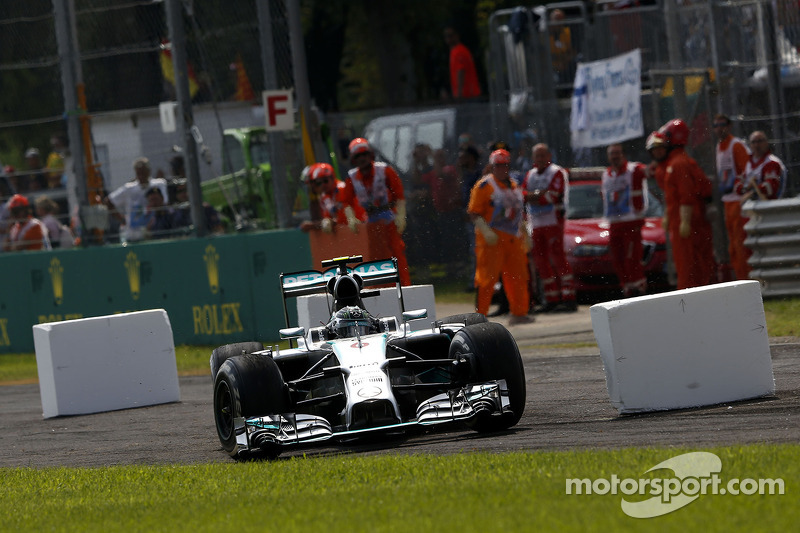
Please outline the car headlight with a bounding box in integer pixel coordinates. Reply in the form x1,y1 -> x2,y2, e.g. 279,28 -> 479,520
571,244 -> 609,257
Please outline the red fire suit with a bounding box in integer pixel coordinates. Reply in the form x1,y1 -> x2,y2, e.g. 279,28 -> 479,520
663,148 -> 715,289
523,163 -> 575,304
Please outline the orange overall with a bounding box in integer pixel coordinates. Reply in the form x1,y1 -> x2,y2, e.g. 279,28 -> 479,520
467,174 -> 529,316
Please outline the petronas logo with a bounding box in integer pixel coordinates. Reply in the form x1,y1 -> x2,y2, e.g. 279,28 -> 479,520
204,244 -> 220,294
49,257 -> 64,305
124,251 -> 141,300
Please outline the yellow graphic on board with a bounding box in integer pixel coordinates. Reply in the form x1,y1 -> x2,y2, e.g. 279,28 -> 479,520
49,257 -> 64,305
204,244 -> 220,294
0,318 -> 10,346
124,251 -> 141,300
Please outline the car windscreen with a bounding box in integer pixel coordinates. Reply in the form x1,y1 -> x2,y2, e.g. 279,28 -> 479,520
567,183 -> 604,219
249,131 -> 271,167
567,182 -> 663,219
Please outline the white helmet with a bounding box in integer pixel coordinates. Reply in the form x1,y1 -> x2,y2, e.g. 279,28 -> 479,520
330,306 -> 375,338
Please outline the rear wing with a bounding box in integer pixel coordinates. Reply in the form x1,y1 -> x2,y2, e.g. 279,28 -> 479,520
279,256 -> 404,328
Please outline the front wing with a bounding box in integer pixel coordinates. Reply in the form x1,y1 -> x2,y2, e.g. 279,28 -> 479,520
234,380 -> 511,454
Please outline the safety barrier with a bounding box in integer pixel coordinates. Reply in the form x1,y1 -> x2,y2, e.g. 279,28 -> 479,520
743,197 -> 800,298
0,230 -> 313,354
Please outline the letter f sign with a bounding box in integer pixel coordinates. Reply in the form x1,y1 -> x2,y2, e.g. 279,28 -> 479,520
263,89 -> 294,131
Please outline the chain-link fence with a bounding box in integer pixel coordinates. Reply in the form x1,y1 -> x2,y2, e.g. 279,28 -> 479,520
487,0 -> 800,197
0,0 -> 298,241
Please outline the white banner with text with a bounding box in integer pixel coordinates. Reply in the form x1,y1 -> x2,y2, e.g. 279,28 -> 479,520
570,49 -> 643,149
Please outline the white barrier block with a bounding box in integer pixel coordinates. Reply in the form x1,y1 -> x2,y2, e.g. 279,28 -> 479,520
297,284 -> 436,332
590,281 -> 774,414
33,309 -> 180,418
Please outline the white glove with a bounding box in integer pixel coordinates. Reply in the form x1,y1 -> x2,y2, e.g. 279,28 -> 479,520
344,206 -> 359,233
474,217 -> 498,246
394,200 -> 407,234
321,217 -> 333,233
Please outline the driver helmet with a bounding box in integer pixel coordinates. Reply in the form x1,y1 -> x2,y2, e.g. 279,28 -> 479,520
330,306 -> 375,338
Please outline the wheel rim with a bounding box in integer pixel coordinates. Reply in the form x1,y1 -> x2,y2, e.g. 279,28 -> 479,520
215,380 -> 234,440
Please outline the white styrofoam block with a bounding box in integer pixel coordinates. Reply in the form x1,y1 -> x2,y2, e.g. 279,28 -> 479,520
33,309 -> 180,418
297,284 -> 436,332
590,280 -> 774,414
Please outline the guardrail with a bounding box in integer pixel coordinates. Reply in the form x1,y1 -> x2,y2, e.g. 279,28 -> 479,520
743,197 -> 800,298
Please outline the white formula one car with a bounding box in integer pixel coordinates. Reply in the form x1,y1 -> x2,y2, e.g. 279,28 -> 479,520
211,255 -> 526,459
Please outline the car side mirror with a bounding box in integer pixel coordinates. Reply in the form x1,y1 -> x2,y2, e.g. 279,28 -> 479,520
279,326 -> 305,339
401,309 -> 427,321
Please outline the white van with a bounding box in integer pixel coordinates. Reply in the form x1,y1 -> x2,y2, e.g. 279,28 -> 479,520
362,103 -> 498,177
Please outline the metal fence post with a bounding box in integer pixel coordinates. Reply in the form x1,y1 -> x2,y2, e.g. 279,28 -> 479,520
257,0 -> 291,229
165,0 -> 207,236
52,0 -> 87,209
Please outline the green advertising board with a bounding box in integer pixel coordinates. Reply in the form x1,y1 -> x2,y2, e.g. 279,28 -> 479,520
0,230 -> 312,353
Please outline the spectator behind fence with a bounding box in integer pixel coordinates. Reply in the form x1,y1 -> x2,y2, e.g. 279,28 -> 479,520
549,9 -> 575,85
35,195 -> 74,249
46,132 -> 68,189
17,148 -> 45,193
103,157 -> 168,243
458,143 -> 482,289
422,148 -> 467,267
170,178 -> 224,235
443,25 -> 481,99
3,194 -> 51,252
406,143 -> 435,266
143,185 -> 174,239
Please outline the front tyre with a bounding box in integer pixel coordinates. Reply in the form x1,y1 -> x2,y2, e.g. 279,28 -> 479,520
213,353 -> 288,459
449,322 -> 526,432
439,313 -> 488,326
210,342 -> 265,381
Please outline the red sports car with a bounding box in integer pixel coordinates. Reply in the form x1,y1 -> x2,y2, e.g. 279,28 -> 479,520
564,172 -> 671,299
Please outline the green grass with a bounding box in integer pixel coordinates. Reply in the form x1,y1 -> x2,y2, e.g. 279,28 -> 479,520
763,297 -> 800,337
2,444 -> 796,532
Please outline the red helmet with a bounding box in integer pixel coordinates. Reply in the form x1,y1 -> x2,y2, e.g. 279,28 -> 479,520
660,119 -> 689,147
348,137 -> 372,159
8,194 -> 29,209
645,131 -> 667,151
311,163 -> 335,181
489,149 -> 511,165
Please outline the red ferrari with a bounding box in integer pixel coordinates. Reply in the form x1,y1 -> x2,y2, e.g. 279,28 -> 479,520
564,171 -> 671,299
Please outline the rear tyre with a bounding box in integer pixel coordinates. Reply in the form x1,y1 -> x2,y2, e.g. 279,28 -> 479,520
439,313 -> 488,326
449,322 -> 526,432
210,342 -> 264,380
213,353 -> 288,459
